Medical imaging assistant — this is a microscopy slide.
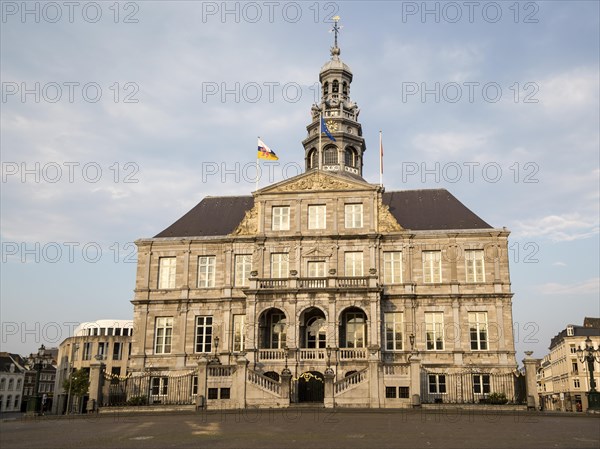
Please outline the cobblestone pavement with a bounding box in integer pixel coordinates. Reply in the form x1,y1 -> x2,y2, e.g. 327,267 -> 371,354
1,409 -> 599,449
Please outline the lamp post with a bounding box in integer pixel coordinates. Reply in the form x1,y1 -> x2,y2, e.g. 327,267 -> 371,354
326,345 -> 332,368
576,336 -> 600,410
409,334 -> 416,352
210,336 -> 220,364
27,344 -> 49,414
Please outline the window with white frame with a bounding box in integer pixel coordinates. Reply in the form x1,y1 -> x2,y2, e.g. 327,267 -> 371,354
272,206 -> 290,231
233,315 -> 245,352
198,256 -> 216,288
574,378 -> 580,388
422,251 -> 442,283
113,342 -> 122,360
270,313 -> 287,349
345,204 -> 363,229
234,254 -> 252,287
150,377 -> 168,396
195,316 -> 213,353
473,374 -> 490,394
154,317 -> 173,354
308,205 -> 326,230
271,253 -> 289,278
465,250 -> 485,283
428,374 -> 446,393
343,310 -> 367,348
383,251 -> 402,284
97,342 -> 108,359
344,252 -> 363,276
384,312 -> 403,351
425,312 -> 444,350
158,257 -> 176,289
469,312 -> 488,350
82,342 -> 92,360
307,260 -> 326,277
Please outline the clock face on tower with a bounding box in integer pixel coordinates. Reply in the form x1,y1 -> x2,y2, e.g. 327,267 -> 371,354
326,120 -> 338,132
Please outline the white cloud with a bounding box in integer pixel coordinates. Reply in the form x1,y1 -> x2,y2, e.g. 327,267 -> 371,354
512,213 -> 599,242
537,277 -> 600,295
411,131 -> 492,159
552,261 -> 567,267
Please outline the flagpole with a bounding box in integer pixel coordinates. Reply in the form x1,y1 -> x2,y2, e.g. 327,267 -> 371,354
256,136 -> 260,191
379,130 -> 383,187
318,112 -> 322,171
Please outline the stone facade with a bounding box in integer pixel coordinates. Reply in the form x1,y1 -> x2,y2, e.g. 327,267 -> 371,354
537,319 -> 600,412
128,31 -> 518,409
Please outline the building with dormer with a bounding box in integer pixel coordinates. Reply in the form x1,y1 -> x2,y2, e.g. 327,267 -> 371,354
125,23 -> 519,409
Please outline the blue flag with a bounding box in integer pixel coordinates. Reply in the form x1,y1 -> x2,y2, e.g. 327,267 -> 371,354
321,117 -> 337,142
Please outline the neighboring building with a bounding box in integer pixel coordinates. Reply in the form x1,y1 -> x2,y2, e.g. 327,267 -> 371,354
126,24 -> 519,409
22,348 -> 57,413
52,320 -> 133,414
538,318 -> 600,412
0,353 -> 26,413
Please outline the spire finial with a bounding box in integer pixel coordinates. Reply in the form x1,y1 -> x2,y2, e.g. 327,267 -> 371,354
329,16 -> 342,58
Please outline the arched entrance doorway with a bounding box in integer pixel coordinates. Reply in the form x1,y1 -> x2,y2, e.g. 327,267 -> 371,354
297,371 -> 324,403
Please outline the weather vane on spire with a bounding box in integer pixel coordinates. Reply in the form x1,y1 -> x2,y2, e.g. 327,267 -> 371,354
330,16 -> 342,48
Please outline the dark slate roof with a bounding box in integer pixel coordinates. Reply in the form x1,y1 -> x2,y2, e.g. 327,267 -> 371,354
155,196 -> 254,238
550,321 -> 600,349
0,352 -> 26,373
154,189 -> 491,238
383,189 -> 491,230
584,317 -> 600,329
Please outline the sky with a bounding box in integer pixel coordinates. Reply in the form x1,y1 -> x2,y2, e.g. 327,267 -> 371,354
1,1 -> 599,363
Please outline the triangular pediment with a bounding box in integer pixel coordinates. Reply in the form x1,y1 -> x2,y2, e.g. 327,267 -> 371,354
258,170 -> 376,195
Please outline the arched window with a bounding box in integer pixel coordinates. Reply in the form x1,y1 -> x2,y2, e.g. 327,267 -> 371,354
308,149 -> 318,169
332,80 -> 339,93
0,379 -> 5,391
323,82 -> 329,95
340,307 -> 367,348
342,82 -> 348,95
7,379 -> 13,390
344,148 -> 356,168
259,308 -> 287,349
6,395 -> 11,410
16,379 -> 21,390
323,147 -> 338,165
264,371 -> 280,382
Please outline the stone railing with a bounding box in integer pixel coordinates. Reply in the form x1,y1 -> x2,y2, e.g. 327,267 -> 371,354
247,370 -> 281,395
297,278 -> 327,289
258,349 -> 286,361
383,364 -> 408,376
258,279 -> 288,289
336,277 -> 368,288
208,365 -> 235,377
299,349 -> 326,361
334,368 -> 368,394
338,348 -> 368,361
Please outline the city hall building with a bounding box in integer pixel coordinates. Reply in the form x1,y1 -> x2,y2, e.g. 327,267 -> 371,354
126,29 -> 520,409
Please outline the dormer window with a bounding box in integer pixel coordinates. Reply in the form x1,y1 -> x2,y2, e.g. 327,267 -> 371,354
566,325 -> 574,336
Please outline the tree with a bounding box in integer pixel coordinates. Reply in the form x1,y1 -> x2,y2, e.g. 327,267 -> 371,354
63,369 -> 89,413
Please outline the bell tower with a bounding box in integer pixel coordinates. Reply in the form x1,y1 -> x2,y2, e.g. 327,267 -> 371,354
302,17 -> 366,178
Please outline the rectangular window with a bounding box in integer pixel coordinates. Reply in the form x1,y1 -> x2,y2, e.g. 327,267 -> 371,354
271,253 -> 289,278
307,260 -> 326,277
423,251 -> 442,283
345,312 -> 366,348
208,388 -> 218,400
198,256 -> 216,288
428,374 -> 446,394
425,312 -> 444,350
383,251 -> 402,284
112,342 -> 122,360
344,252 -> 363,277
233,315 -> 245,352
154,317 -> 173,354
234,254 -> 252,287
385,387 -> 397,398
272,206 -> 290,231
399,387 -> 410,398
192,376 -> 198,395
158,257 -> 176,289
469,312 -> 488,351
97,342 -> 108,359
574,378 -> 580,388
473,374 -> 490,394
570,345 -> 577,354
308,205 -> 326,230
195,316 -> 213,353
151,377 -> 168,396
270,313 -> 287,349
345,204 -> 363,229
82,342 -> 92,361
465,250 -> 485,283
220,388 -> 231,399
384,312 -> 403,351
572,362 -> 579,373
